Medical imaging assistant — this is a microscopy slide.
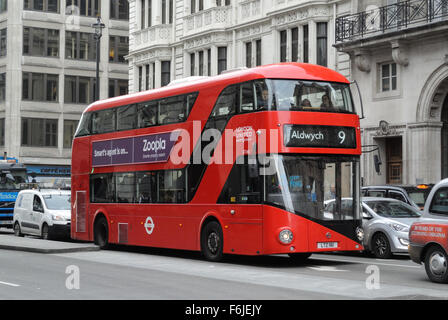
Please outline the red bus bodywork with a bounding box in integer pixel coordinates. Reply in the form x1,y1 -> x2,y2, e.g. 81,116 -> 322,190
71,63 -> 363,257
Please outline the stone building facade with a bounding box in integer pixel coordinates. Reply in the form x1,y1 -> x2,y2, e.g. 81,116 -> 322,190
127,0 -> 354,91
334,0 -> 448,185
0,0 -> 129,181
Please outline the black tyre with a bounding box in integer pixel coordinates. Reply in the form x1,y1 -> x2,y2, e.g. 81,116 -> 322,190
94,217 -> 109,249
424,246 -> 448,284
371,233 -> 392,259
288,252 -> 312,263
41,223 -> 51,240
13,222 -> 23,237
201,221 -> 223,262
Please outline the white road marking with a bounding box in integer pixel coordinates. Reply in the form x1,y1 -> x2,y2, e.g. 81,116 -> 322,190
0,280 -> 20,287
311,256 -> 422,269
307,266 -> 349,272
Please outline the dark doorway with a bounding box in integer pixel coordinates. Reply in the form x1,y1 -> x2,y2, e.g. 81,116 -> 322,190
386,137 -> 402,184
442,94 -> 448,178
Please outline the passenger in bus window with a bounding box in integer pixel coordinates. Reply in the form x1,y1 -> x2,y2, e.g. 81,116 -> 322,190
257,88 -> 269,110
320,94 -> 334,109
300,99 -> 312,108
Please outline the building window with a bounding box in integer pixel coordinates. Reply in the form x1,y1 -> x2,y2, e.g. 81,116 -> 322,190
161,61 -> 171,87
303,24 -> 309,63
138,66 -> 143,91
110,0 -> 128,20
316,22 -> 327,67
65,31 -> 95,61
152,62 -> 155,88
145,65 -> 150,90
109,79 -> 128,98
0,73 -> 5,101
66,0 -> 100,17
0,28 -> 5,57
0,118 -> 4,146
291,27 -> 298,62
22,72 -> 58,102
280,30 -> 287,62
109,36 -> 128,63
380,62 -> 397,92
198,51 -> 204,76
191,0 -> 203,13
207,49 -> 211,76
63,120 -> 78,148
245,42 -> 252,68
169,0 -> 173,24
161,0 -> 174,24
64,75 -> 95,104
24,0 -> 59,13
216,0 -> 230,6
217,47 -> 227,74
141,0 -> 145,28
21,118 -> 58,147
190,52 -> 195,76
0,0 -> 6,13
23,27 -> 59,57
256,39 -> 261,66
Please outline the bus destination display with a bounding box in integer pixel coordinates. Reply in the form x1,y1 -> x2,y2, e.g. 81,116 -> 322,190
284,124 -> 356,148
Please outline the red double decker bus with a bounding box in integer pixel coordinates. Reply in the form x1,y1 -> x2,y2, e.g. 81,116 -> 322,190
71,63 -> 363,261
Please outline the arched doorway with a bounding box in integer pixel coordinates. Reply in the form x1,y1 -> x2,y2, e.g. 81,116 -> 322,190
442,94 -> 448,178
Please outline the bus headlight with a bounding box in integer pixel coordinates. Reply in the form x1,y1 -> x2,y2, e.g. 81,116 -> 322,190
356,227 -> 364,241
279,229 -> 293,244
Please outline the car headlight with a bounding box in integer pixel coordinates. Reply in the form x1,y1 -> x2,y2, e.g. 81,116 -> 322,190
356,227 -> 364,241
389,223 -> 409,233
279,229 -> 293,244
52,214 -> 64,221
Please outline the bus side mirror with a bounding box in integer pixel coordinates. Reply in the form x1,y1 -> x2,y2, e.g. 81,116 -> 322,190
374,154 -> 382,174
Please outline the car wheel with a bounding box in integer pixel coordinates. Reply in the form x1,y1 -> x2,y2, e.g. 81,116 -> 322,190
371,233 -> 392,259
288,253 -> 312,263
41,223 -> 51,240
424,246 -> 448,284
94,217 -> 109,249
13,222 -> 23,237
201,221 -> 223,262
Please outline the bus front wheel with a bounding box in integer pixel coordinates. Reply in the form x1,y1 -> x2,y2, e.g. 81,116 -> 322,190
201,221 -> 223,262
94,216 -> 109,250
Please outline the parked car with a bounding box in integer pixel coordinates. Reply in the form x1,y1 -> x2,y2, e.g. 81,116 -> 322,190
409,178 -> 448,283
361,197 -> 421,258
324,197 -> 421,258
13,189 -> 71,240
362,184 -> 433,210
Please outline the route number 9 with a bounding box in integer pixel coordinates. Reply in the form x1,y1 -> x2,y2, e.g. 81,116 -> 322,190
338,131 -> 346,144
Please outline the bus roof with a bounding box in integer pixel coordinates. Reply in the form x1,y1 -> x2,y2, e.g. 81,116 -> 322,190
86,62 -> 350,113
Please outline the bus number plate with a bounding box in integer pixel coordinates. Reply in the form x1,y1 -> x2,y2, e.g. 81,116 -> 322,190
317,242 -> 338,249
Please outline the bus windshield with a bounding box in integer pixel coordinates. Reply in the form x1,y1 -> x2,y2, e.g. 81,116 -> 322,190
263,155 -> 360,221
257,79 -> 354,113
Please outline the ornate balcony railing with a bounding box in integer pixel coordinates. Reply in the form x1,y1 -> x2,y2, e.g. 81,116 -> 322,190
184,6 -> 232,37
336,0 -> 448,42
133,24 -> 172,48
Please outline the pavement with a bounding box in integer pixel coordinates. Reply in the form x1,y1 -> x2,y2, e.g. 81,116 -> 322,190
0,229 -> 99,254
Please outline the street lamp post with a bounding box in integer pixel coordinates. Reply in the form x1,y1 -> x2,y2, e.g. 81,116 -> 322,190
92,17 -> 105,101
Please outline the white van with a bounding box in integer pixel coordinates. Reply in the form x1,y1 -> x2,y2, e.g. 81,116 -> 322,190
13,189 -> 71,239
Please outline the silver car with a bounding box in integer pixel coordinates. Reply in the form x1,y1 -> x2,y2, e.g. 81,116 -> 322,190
362,197 -> 421,259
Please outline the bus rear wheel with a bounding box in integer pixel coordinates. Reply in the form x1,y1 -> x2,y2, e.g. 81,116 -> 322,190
201,221 -> 223,262
94,217 -> 109,250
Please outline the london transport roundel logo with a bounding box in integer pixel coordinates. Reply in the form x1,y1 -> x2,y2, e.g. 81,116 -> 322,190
144,216 -> 155,235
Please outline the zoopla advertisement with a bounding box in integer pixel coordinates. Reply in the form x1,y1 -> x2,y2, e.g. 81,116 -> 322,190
92,131 -> 180,167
